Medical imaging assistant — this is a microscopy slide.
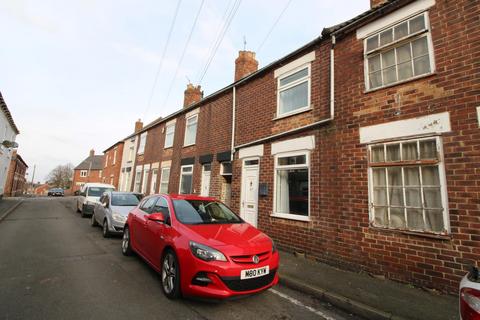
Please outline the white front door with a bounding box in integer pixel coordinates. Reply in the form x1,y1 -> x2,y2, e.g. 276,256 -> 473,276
200,164 -> 211,196
150,169 -> 158,195
240,159 -> 260,227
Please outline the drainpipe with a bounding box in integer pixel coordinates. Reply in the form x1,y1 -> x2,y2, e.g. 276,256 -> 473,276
231,86 -> 236,161
330,35 -> 336,119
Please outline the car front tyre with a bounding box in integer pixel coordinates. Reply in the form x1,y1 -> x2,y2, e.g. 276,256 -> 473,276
161,250 -> 181,299
81,204 -> 88,218
102,219 -> 111,238
122,226 -> 133,256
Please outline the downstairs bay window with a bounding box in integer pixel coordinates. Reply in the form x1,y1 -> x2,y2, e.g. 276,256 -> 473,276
274,152 -> 309,219
368,137 -> 449,234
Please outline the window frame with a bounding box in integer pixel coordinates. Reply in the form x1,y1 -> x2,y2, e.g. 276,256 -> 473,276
138,132 -> 147,155
80,170 -> 88,177
220,161 -> 232,176
276,64 -> 312,119
179,165 -> 194,194
271,150 -> 310,222
164,123 -> 175,149
364,11 -> 435,92
367,135 -> 450,235
183,114 -> 198,147
159,167 -> 170,194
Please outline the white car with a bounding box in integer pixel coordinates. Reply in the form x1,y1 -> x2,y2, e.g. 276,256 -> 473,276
76,183 -> 115,217
460,266 -> 480,319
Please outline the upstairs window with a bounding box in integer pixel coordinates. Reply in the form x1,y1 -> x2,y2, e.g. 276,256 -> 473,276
138,132 -> 147,155
368,137 -> 448,234
80,170 -> 87,177
164,123 -> 175,149
184,114 -> 198,146
365,12 -> 434,90
277,65 -> 311,117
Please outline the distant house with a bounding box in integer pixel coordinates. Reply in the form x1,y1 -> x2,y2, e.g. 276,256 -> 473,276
0,92 -> 20,198
4,150 -> 28,197
102,140 -> 124,189
34,183 -> 50,196
71,149 -> 104,192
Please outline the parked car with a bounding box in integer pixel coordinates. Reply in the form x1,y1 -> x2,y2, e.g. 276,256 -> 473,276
121,194 -> 279,300
91,191 -> 143,237
460,266 -> 480,320
76,183 -> 115,217
48,188 -> 64,197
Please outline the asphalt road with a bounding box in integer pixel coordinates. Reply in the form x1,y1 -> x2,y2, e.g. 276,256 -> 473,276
0,197 -> 363,320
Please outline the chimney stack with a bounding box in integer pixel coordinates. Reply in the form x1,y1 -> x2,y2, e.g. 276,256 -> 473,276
134,119 -> 143,133
235,51 -> 258,82
183,84 -> 203,108
89,149 -> 95,157
370,0 -> 388,8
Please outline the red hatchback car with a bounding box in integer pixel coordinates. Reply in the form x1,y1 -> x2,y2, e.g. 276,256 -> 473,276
121,194 -> 279,299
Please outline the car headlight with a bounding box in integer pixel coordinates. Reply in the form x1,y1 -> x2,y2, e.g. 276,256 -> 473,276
189,241 -> 227,262
112,213 -> 126,223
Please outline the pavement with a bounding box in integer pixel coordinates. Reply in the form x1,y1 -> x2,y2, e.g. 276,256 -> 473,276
0,197 -> 23,221
278,250 -> 459,320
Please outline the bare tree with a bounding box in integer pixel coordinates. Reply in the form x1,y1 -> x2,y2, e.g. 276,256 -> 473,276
46,163 -> 74,189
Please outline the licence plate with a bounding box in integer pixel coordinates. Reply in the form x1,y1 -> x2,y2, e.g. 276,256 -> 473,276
240,266 -> 269,280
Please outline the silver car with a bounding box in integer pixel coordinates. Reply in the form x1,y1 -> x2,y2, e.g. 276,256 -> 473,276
460,266 -> 480,319
91,191 -> 143,237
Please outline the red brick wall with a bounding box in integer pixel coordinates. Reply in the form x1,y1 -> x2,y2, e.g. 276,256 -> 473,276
237,0 -> 479,294
4,155 -> 28,197
71,169 -> 103,192
103,143 -> 124,189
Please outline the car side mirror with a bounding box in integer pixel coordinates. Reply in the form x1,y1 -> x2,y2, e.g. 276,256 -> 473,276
148,212 -> 165,223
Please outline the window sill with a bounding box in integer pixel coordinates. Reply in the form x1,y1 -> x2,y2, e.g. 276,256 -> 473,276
369,225 -> 451,240
364,71 -> 436,94
273,106 -> 312,121
270,213 -> 310,222
183,143 -> 196,148
163,146 -> 173,150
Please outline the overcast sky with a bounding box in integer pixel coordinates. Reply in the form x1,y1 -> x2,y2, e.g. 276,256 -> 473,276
0,0 -> 369,183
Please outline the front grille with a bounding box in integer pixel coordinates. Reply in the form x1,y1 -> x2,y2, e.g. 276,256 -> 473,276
221,269 -> 276,292
230,251 -> 270,264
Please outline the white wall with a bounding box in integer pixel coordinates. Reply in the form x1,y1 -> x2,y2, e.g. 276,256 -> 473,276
118,135 -> 138,191
0,111 -> 17,196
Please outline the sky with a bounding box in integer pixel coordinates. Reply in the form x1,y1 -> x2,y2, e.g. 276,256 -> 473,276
0,0 -> 369,183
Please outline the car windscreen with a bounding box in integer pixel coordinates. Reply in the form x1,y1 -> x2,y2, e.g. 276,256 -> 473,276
87,187 -> 113,197
172,200 -> 243,225
111,194 -> 141,206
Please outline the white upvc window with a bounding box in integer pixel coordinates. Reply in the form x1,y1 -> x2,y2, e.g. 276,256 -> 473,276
364,12 -> 435,91
99,170 -> 102,178
220,161 -> 232,176
138,132 -> 147,154
141,166 -> 149,194
184,114 -> 198,146
80,170 -> 87,177
159,167 -> 170,194
113,148 -> 117,165
273,151 -> 310,220
134,168 -> 142,193
105,155 -> 109,168
368,136 -> 449,234
179,165 -> 193,194
150,168 -> 158,195
164,123 -> 175,149
276,65 -> 311,117
128,146 -> 134,162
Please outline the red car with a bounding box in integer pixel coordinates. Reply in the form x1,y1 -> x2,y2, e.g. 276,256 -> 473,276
121,194 -> 279,299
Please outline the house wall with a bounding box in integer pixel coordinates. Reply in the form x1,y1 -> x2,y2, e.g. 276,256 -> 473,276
4,154 -> 27,197
102,143 -> 124,188
72,169 -> 103,192
0,111 -> 17,197
119,136 -> 138,192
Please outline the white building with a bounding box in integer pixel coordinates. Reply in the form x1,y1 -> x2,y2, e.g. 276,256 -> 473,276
0,92 -> 20,197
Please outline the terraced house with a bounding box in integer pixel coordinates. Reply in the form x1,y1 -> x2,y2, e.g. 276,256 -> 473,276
102,0 -> 479,293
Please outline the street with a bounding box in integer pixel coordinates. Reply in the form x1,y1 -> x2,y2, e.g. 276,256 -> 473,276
0,197 -> 362,320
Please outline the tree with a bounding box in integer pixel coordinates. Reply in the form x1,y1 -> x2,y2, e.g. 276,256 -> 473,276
46,163 -> 74,189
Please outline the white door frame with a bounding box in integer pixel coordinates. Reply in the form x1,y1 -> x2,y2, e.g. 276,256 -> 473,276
240,157 -> 260,227
200,163 -> 211,196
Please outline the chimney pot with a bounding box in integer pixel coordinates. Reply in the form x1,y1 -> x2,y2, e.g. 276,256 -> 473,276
89,149 -> 95,157
235,50 -> 258,82
183,84 -> 203,108
135,119 -> 143,133
370,0 -> 388,9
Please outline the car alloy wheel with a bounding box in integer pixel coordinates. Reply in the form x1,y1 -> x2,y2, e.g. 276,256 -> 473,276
161,250 -> 181,299
102,220 -> 110,238
122,227 -> 132,256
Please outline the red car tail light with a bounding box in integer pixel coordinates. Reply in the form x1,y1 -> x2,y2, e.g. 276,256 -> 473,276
461,287 -> 480,320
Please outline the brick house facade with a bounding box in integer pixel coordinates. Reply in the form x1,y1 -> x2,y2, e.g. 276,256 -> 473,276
101,0 -> 478,293
71,149 -> 105,192
102,141 -> 124,188
4,150 -> 28,197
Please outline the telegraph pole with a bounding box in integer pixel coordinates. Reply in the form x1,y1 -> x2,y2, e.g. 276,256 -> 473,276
30,164 -> 36,193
